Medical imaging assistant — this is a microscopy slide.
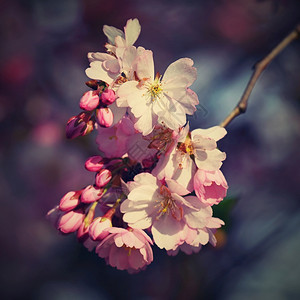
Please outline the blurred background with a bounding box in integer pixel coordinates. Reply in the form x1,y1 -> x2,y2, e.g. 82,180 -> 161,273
1,0 -> 300,299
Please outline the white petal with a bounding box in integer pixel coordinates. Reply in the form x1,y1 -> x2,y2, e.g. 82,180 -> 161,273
162,58 -> 197,87
191,126 -> 227,142
85,61 -> 116,84
136,50 -> 154,80
116,81 -> 147,117
124,18 -> 141,46
88,52 -> 114,63
151,217 -> 183,250
120,46 -> 138,72
193,135 -> 217,151
153,95 -> 186,130
195,149 -> 226,171
103,25 -> 124,45
133,172 -> 158,186
134,108 -> 157,135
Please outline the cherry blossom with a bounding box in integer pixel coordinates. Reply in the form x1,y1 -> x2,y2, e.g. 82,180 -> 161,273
121,173 -> 198,250
48,18 -> 229,273
194,169 -> 228,206
116,51 -> 199,135
96,227 -> 153,273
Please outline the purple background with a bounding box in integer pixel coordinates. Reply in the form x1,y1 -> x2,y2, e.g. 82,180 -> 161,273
1,0 -> 300,299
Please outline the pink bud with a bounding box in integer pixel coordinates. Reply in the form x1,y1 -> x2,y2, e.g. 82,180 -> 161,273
79,91 -> 100,111
89,217 -> 112,240
95,169 -> 112,187
81,185 -> 104,203
59,190 -> 81,211
66,112 -> 94,139
100,89 -> 116,105
66,116 -> 86,139
85,156 -> 104,172
58,209 -> 85,234
97,107 -> 113,127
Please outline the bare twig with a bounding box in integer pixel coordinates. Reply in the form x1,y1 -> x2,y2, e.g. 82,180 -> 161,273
220,23 -> 300,128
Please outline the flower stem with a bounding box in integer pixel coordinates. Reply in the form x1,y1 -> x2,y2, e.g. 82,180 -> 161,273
220,23 -> 300,128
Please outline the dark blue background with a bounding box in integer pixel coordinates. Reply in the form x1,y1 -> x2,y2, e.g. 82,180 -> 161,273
1,0 -> 300,299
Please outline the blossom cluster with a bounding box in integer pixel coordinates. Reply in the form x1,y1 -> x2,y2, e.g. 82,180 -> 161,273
48,19 -> 228,273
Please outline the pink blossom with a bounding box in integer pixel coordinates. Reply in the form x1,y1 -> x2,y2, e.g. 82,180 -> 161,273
79,91 -> 100,111
97,107 -> 113,127
81,185 -> 104,203
86,19 -> 143,87
85,156 -> 104,172
95,169 -> 112,188
59,190 -> 81,212
96,116 -> 135,158
58,209 -> 85,234
121,173 -> 199,250
116,52 -> 198,135
194,169 -> 228,206
101,89 -> 116,105
182,196 -> 225,247
96,227 -> 153,273
103,18 -> 141,49
190,126 -> 227,171
152,124 -> 195,193
127,132 -> 157,163
89,217 -> 112,240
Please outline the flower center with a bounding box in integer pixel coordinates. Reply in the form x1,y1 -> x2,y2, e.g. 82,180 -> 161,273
146,126 -> 173,153
146,77 -> 163,102
155,185 -> 183,221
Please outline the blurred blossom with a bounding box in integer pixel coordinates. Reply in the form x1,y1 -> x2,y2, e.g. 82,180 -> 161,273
31,122 -> 63,146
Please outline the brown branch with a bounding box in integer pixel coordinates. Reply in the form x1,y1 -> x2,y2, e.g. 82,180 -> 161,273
220,23 -> 300,128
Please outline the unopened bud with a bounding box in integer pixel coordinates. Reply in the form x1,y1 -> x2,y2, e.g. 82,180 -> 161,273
89,217 -> 112,240
59,190 -> 82,211
85,80 -> 99,90
100,89 -> 116,105
79,91 -> 100,111
95,169 -> 112,187
85,156 -> 104,172
66,112 -> 94,139
58,209 -> 85,234
81,185 -> 104,203
97,107 -> 113,127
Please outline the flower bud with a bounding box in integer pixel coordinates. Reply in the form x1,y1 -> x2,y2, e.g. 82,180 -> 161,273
97,107 -> 113,127
89,217 -> 112,240
66,112 -> 94,139
95,169 -> 112,188
66,116 -> 86,139
100,89 -> 116,105
79,91 -> 100,111
59,190 -> 81,211
85,156 -> 104,172
58,209 -> 85,234
81,185 -> 104,203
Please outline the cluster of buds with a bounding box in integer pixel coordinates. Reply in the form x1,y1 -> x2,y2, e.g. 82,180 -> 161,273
48,19 -> 228,273
66,80 -> 117,139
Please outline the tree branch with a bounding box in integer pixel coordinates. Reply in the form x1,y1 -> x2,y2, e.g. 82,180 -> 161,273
220,23 -> 300,128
